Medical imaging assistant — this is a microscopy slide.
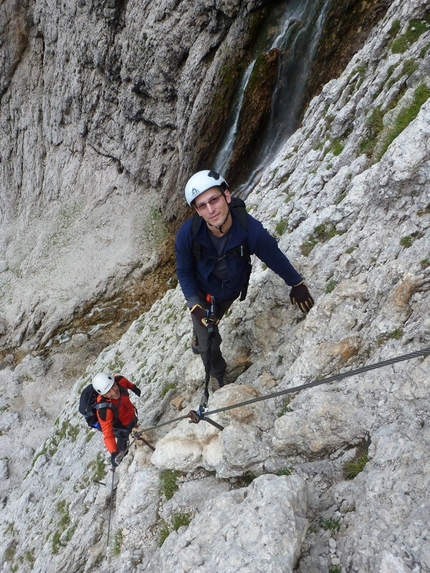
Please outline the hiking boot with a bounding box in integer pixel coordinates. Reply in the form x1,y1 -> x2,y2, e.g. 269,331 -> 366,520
191,329 -> 201,354
210,375 -> 224,392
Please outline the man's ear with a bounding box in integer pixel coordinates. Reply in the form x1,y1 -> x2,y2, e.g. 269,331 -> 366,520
224,189 -> 232,204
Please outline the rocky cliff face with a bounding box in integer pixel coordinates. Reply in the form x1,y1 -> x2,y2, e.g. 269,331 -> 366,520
1,0 -> 430,572
0,0 -> 263,353
0,0 -> 387,358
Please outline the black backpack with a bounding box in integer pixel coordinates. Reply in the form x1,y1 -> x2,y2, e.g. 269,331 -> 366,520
191,196 -> 252,301
79,381 -> 120,430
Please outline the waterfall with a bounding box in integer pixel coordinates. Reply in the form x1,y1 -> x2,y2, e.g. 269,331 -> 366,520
213,64 -> 254,174
214,0 -> 333,194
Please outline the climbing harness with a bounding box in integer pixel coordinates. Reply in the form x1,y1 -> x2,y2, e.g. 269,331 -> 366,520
188,294 -> 225,431
142,347 -> 430,432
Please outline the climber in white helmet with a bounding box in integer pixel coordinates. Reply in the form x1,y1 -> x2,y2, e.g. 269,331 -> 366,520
92,372 -> 141,467
175,170 -> 314,391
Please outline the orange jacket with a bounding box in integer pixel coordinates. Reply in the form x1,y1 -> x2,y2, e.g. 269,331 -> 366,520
96,375 -> 137,453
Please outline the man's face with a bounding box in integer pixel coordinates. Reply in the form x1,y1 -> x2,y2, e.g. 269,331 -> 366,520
194,186 -> 231,227
104,383 -> 120,400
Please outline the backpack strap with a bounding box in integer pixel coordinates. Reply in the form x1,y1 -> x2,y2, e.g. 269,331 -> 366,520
191,212 -> 202,261
229,197 -> 248,231
96,382 -> 136,427
228,197 -> 251,300
94,400 -> 118,422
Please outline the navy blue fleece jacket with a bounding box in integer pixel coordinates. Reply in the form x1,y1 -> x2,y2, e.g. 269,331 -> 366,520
175,209 -> 302,306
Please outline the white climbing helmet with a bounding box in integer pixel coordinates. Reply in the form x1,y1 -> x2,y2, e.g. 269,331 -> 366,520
184,170 -> 228,206
92,372 -> 115,395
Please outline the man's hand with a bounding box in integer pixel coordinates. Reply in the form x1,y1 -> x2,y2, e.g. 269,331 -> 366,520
190,304 -> 207,325
290,281 -> 314,313
131,385 -> 141,397
111,452 -> 120,467
190,304 -> 219,327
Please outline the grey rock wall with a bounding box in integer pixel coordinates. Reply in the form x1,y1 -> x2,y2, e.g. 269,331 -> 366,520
0,0 -> 262,351
0,0 -> 387,355
0,0 -> 429,572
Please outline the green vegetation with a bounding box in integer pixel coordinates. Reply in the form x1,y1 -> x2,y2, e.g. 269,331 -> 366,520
343,448 -> 369,480
161,381 -> 177,397
400,235 -> 414,248
320,518 -> 341,533
401,59 -> 419,77
377,328 -> 403,345
159,522 -> 170,546
388,328 -> 403,340
51,531 -> 63,555
377,83 -> 430,160
276,467 -> 293,476
30,417 -> 81,464
172,512 -> 192,530
58,420 -> 80,442
420,41 -> 430,58
4,540 -> 17,562
420,258 -> 429,269
389,19 -> 401,39
300,223 -> 345,256
113,529 -> 123,555
107,350 -> 125,373
5,522 -> 16,535
348,64 -> 367,89
24,548 -> 35,566
417,205 -> 430,216
331,138 -> 344,156
87,452 -> 107,483
238,472 -> 257,486
329,566 -> 342,573
160,468 -> 181,500
361,81 -> 430,162
386,58 -> 420,90
277,396 -> 295,417
85,429 -> 94,443
210,59 -> 242,121
325,280 -> 337,294
145,205 -> 168,246
158,512 -> 192,546
391,17 -> 430,54
52,500 -> 76,554
275,219 -> 288,236
360,106 -> 384,156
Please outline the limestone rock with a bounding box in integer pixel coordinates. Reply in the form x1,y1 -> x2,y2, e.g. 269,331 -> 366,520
0,1 -> 429,572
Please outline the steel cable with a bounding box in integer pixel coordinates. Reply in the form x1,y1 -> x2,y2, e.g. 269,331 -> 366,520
140,347 -> 430,433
